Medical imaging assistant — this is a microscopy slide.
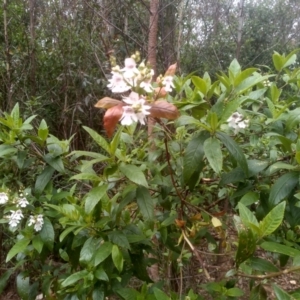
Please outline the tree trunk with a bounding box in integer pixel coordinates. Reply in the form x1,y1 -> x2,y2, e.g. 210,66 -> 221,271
236,0 -> 245,60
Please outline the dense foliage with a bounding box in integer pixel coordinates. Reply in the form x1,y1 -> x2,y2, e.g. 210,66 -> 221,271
1,50 -> 300,299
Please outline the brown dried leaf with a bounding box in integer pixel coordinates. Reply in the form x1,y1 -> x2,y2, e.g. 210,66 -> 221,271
95,97 -> 122,109
103,104 -> 123,137
165,63 -> 177,76
150,101 -> 179,120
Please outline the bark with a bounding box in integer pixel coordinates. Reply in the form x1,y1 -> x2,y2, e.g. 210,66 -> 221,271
147,0 -> 159,77
29,0 -> 37,97
236,0 -> 245,60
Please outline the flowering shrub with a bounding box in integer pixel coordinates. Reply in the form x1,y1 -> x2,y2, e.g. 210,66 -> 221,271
1,51 -> 300,299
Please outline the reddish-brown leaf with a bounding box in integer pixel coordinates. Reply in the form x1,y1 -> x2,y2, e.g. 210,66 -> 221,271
154,87 -> 167,98
165,63 -> 177,76
103,104 -> 123,137
95,97 -> 122,109
149,101 -> 179,120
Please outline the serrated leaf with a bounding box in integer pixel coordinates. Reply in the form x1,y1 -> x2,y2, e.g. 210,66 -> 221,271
136,186 -> 154,220
149,101 -> 179,120
260,242 -> 300,257
35,166 -> 55,195
39,218 -> 54,250
94,97 -> 122,108
259,202 -> 286,237
217,132 -> 248,175
61,270 -> 89,287
85,185 -> 108,214
204,137 -> 223,173
6,238 -> 30,262
183,131 -> 208,183
112,245 -> 123,272
94,242 -> 113,266
83,126 -> 111,154
119,164 -> 148,187
16,272 -> 29,300
269,172 -> 299,206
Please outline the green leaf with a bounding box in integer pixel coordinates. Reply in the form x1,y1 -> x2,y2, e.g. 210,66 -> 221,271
269,172 -> 299,206
38,119 -> 48,141
247,257 -> 279,272
191,76 -> 208,95
39,218 -> 54,250
248,160 -> 269,177
207,112 -> 218,131
204,137 -> 223,173
35,166 -> 55,195
59,225 -> 79,242
70,173 -> 102,182
183,132 -> 208,183
0,269 -> 13,294
239,192 -> 259,206
94,242 -> 113,266
112,245 -> 123,272
61,270 -> 89,287
234,68 -> 257,87
217,132 -> 248,175
80,237 -> 98,266
136,186 -> 154,220
85,185 -> 108,214
6,238 -> 30,262
286,107 -> 300,130
229,59 -> 241,77
260,242 -> 300,257
250,285 -> 267,300
94,266 -> 109,282
119,164 -> 148,187
236,229 -> 257,267
153,288 -> 171,300
83,126 -> 111,155
238,202 -> 259,227
273,52 -> 285,71
116,288 -> 140,300
44,153 -> 65,173
272,284 -> 292,300
32,235 -> 43,253
226,287 -> 244,297
110,126 -> 122,155
259,202 -> 286,237
108,231 -> 130,249
16,272 -> 29,300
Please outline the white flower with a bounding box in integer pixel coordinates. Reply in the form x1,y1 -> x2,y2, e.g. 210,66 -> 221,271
120,92 -> 151,126
140,81 -> 153,93
227,112 -> 249,134
17,197 -> 29,208
162,76 -> 175,92
121,58 -> 140,78
8,210 -> 24,227
107,72 -> 131,93
0,192 -> 8,204
28,214 -> 44,232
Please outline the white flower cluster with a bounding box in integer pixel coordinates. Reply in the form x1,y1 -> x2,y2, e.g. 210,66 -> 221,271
28,214 -> 44,232
1,191 -> 44,232
107,55 -> 175,126
227,112 -> 249,134
0,192 -> 9,204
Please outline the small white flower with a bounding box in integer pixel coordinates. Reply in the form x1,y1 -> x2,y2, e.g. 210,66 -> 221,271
121,58 -> 140,78
8,210 -> 24,227
227,112 -> 249,134
120,106 -> 138,126
17,197 -> 29,208
107,72 -> 131,93
162,76 -> 175,92
28,214 -> 44,232
0,192 -> 9,204
140,81 -> 153,93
